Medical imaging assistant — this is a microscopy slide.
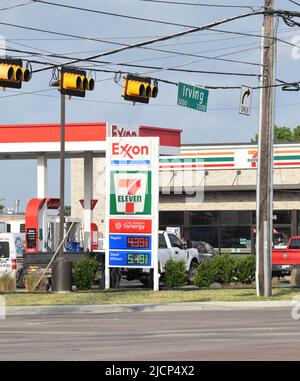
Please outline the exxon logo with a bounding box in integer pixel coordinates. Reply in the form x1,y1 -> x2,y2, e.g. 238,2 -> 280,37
112,143 -> 149,159
111,125 -> 137,137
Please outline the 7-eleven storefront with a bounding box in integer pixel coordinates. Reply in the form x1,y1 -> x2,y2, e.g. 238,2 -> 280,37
71,142 -> 300,254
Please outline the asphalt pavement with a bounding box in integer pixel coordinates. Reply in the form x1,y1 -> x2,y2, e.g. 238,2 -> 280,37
1,307 -> 300,360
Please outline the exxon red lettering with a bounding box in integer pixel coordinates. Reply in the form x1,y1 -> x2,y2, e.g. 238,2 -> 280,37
112,143 -> 149,159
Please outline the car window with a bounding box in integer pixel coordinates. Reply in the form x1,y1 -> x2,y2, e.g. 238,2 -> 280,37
0,242 -> 9,258
289,239 -> 300,249
168,234 -> 184,249
205,243 -> 215,255
159,233 -> 168,249
197,243 -> 207,253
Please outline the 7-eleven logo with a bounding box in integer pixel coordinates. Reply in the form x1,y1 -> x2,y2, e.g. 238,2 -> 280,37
118,178 -> 141,213
248,150 -> 258,168
110,172 -> 151,215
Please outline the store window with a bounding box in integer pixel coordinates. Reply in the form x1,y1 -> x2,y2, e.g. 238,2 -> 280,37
189,227 -> 218,248
220,226 -> 251,249
190,211 -> 218,225
159,211 -> 184,226
220,211 -> 251,226
253,210 -> 291,225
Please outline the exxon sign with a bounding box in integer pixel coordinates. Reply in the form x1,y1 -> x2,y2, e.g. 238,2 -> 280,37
111,139 -> 151,162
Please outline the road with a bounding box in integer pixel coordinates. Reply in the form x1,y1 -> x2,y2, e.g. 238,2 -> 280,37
1,307 -> 300,360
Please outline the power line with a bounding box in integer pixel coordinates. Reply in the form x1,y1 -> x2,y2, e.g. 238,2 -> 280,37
5,46 -> 260,77
138,0 -> 262,10
30,10 -> 265,73
0,1 -> 32,12
289,0 -> 300,7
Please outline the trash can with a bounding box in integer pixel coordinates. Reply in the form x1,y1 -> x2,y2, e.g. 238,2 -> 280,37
52,259 -> 72,292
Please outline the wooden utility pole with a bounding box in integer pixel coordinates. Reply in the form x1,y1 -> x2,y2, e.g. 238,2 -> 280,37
256,0 -> 276,297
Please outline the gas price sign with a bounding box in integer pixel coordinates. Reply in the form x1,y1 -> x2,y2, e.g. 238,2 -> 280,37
105,137 -> 159,279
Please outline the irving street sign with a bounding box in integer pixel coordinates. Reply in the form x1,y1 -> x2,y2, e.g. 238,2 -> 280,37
177,82 -> 209,112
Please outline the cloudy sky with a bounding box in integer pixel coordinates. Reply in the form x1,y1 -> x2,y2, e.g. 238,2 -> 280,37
0,0 -> 299,210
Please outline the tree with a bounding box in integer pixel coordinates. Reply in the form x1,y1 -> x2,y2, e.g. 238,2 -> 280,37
0,205 -> 4,213
293,126 -> 300,142
251,125 -> 294,143
274,126 -> 293,143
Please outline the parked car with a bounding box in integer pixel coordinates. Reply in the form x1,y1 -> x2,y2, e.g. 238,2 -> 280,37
191,241 -> 218,262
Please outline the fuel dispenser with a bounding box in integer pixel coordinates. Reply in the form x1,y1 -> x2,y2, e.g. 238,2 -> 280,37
25,198 -> 99,254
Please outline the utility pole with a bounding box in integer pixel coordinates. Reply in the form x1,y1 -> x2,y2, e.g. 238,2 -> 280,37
256,0 -> 276,297
59,91 -> 65,258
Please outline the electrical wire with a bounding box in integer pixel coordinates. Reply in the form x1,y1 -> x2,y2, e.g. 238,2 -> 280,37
138,0 -> 262,10
0,1 -> 32,12
289,0 -> 300,7
5,46 -> 260,77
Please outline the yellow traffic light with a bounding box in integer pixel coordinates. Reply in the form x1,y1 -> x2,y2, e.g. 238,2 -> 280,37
123,75 -> 158,104
60,67 -> 95,98
0,59 -> 31,89
0,64 -> 14,81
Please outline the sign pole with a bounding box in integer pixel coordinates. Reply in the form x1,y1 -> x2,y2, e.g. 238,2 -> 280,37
153,138 -> 159,291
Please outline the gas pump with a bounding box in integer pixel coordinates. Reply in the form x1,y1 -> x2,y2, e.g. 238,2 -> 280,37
25,198 -> 99,254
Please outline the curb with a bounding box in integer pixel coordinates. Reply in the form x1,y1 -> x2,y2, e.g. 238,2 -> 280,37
5,300 -> 296,316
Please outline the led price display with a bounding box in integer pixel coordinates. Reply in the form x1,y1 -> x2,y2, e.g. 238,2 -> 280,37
127,253 -> 150,265
126,236 -> 150,249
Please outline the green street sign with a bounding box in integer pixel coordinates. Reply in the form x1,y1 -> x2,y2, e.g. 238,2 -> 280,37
177,82 -> 209,112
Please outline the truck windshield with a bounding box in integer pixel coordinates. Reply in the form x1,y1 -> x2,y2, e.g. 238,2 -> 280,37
289,239 -> 300,249
0,242 -> 9,258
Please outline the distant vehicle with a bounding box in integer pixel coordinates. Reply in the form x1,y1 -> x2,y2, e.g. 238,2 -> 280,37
190,241 -> 218,261
272,236 -> 300,277
0,233 -> 24,283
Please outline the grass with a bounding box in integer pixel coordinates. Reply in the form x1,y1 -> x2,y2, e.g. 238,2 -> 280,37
2,287 -> 300,307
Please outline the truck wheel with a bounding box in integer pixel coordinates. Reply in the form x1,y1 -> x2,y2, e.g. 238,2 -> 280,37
291,268 -> 300,286
188,261 -> 199,284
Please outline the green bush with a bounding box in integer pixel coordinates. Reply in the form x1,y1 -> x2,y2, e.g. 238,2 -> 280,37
235,255 -> 256,284
164,259 -> 188,288
25,272 -> 48,292
0,273 -> 16,292
193,254 -> 255,288
73,257 -> 98,291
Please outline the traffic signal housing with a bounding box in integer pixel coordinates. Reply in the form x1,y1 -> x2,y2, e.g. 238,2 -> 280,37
0,58 -> 31,89
123,74 -> 158,104
60,66 -> 95,98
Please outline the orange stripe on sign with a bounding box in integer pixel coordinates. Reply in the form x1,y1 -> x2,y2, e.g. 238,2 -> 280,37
180,151 -> 234,156
274,162 -> 300,166
118,179 -> 137,188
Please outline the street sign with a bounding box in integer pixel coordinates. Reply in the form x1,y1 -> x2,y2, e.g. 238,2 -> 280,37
239,86 -> 252,116
105,137 -> 159,290
177,82 -> 209,112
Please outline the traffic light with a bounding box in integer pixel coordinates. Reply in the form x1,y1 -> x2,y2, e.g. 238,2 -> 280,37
0,58 -> 31,89
60,66 -> 95,98
123,74 -> 158,104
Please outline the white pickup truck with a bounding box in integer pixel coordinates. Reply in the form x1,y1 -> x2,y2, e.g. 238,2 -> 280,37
123,230 -> 200,287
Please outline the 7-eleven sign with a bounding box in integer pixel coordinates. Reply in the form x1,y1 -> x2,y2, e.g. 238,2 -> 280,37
110,171 -> 152,215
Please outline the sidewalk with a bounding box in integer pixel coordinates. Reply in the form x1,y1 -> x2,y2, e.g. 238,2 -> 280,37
5,300 -> 296,316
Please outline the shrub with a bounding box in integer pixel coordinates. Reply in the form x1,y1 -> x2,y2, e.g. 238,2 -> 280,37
193,254 -> 255,288
164,259 -> 188,288
73,257 -> 98,291
24,272 -> 48,292
0,273 -> 16,292
235,255 -> 256,284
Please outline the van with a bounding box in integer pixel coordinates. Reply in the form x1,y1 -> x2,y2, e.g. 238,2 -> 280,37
0,233 -> 24,275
